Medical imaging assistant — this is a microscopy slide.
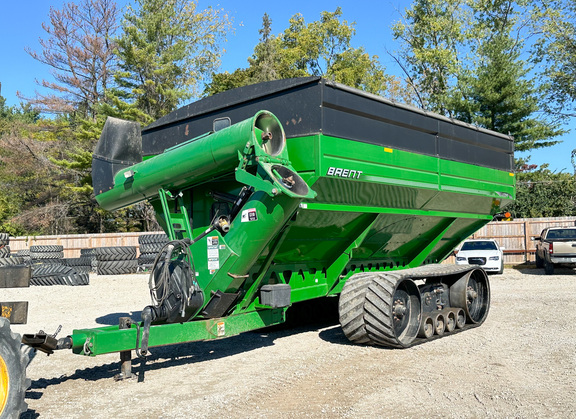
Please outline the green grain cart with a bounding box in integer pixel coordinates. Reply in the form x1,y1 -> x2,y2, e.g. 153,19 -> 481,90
1,77 -> 514,417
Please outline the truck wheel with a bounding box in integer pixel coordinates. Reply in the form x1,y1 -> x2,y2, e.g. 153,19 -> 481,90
0,318 -> 30,419
535,253 -> 544,269
544,260 -> 555,275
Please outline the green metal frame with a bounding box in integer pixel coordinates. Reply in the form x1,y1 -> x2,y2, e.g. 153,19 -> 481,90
80,119 -> 514,357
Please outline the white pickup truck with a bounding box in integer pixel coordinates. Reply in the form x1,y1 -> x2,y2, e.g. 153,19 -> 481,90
533,227 -> 576,274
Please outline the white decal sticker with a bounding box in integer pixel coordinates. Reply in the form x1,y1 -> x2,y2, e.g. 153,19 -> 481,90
241,208 -> 258,222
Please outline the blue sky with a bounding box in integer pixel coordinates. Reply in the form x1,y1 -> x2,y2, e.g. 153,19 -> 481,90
0,0 -> 573,172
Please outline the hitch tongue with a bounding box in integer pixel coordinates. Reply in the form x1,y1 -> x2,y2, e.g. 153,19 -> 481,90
22,325 -> 72,355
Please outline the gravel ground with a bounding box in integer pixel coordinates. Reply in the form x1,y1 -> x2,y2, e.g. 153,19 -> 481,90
2,267 -> 576,418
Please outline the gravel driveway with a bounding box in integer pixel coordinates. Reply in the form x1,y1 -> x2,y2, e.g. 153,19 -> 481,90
3,267 -> 576,418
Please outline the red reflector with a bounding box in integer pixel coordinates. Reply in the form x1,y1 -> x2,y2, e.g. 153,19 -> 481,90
549,242 -> 554,254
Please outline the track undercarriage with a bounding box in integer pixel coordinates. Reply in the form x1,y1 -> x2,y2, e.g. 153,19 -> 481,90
338,265 -> 490,348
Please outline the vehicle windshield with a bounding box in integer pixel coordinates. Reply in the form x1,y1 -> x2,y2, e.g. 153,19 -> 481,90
461,241 -> 497,251
546,229 -> 576,240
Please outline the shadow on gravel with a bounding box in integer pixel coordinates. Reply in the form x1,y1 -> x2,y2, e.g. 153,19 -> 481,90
511,266 -> 576,276
21,297 -> 344,416
95,311 -> 143,325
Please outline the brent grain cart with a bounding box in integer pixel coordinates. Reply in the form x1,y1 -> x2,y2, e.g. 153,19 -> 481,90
1,77 -> 515,417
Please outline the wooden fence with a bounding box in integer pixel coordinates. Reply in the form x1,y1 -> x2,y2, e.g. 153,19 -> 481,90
5,216 -> 576,264
8,232 -> 163,258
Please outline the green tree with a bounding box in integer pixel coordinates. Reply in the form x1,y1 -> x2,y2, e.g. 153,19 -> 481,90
508,163 -> 576,217
206,9 -> 401,99
393,0 -> 564,152
108,0 -> 232,123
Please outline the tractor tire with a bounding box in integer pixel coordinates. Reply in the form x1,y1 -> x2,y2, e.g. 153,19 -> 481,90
0,233 -> 9,244
0,247 -> 10,257
32,264 -> 74,278
80,248 -> 96,256
30,251 -> 64,260
60,273 -> 90,286
0,318 -> 30,419
63,257 -> 92,267
97,259 -> 138,275
0,257 -> 25,267
138,234 -> 168,245
139,242 -> 166,254
15,249 -> 30,257
29,245 -> 63,253
95,246 -> 137,261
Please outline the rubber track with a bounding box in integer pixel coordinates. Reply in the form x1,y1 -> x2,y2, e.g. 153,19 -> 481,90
338,272 -> 379,345
95,246 -> 137,261
363,273 -> 406,348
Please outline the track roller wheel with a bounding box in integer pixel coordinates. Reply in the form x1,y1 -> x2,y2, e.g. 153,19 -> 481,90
455,308 -> 466,329
418,316 -> 434,339
339,272 -> 421,348
433,313 -> 445,336
444,310 -> 456,333
0,318 -> 31,418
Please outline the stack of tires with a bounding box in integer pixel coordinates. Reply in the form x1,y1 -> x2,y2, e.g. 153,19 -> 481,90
0,233 -> 26,267
80,248 -> 98,272
138,234 -> 168,270
95,246 -> 138,275
30,245 -> 64,265
63,255 -> 93,274
29,264 -> 89,286
25,245 -> 89,286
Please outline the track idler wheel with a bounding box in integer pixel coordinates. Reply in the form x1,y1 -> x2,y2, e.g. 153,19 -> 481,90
0,318 -> 31,418
449,268 -> 490,325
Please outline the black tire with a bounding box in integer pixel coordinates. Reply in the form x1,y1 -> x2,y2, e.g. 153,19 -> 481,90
0,232 -> 9,243
138,234 -> 168,245
30,276 -> 62,286
0,318 -> 30,418
60,273 -> 90,286
80,248 -> 95,256
0,257 -> 25,266
32,264 -> 74,278
31,251 -> 64,260
97,259 -> 138,275
0,246 -> 10,257
544,259 -> 555,275
138,253 -> 158,264
139,242 -> 166,254
16,249 -> 30,257
535,253 -> 544,269
30,245 -> 63,253
95,246 -> 137,261
63,257 -> 93,266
